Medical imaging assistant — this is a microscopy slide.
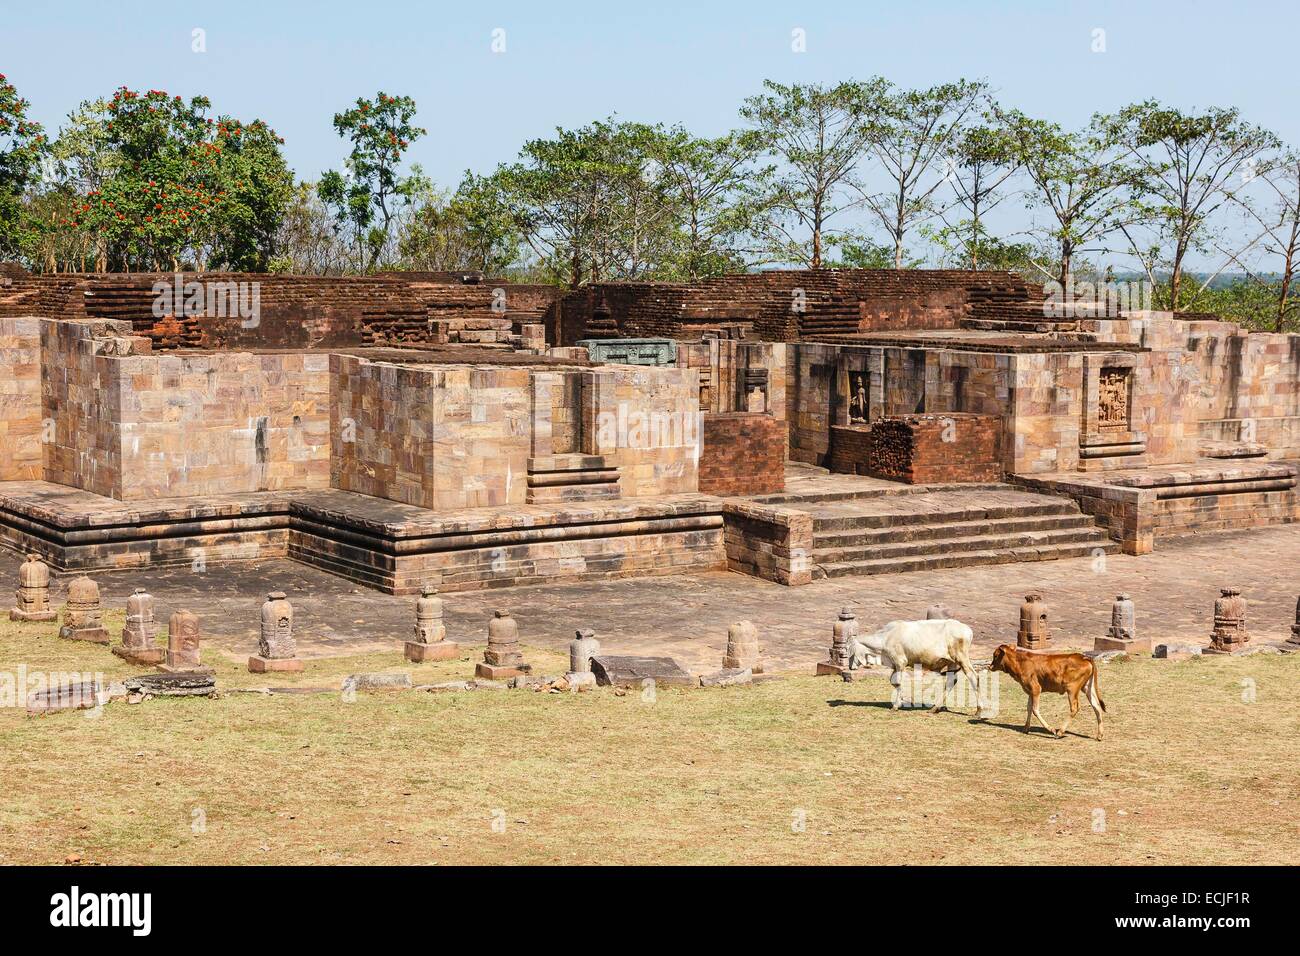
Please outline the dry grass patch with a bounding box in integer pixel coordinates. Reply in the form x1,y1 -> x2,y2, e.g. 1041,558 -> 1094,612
1,616 -> 1297,865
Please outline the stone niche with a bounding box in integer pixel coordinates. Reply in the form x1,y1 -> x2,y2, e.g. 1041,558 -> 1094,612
1079,353 -> 1147,471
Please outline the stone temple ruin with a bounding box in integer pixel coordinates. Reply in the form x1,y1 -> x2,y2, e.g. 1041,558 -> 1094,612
1,265 -> 1297,595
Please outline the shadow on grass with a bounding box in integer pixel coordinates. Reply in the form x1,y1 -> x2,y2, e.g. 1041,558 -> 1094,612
826,698 -> 893,709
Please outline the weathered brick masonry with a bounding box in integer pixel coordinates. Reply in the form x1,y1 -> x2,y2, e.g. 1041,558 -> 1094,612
698,413 -> 785,496
0,270 -> 562,351
547,269 -> 1048,345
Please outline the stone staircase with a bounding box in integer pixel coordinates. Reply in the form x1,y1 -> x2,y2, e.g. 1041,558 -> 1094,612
526,454 -> 621,504
806,486 -> 1117,579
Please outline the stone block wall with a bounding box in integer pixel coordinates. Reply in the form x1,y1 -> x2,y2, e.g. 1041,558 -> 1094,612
116,351 -> 331,499
787,343 -> 839,465
331,356 -> 532,511
721,500 -> 814,585
699,413 -> 785,496
40,318 -> 332,500
40,319 -> 130,498
581,365 -> 700,498
0,318 -> 43,480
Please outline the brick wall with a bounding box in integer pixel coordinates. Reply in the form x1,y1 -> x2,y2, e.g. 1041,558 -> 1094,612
0,272 -> 561,351
864,414 -> 1002,484
699,413 -> 785,496
547,269 -> 1048,345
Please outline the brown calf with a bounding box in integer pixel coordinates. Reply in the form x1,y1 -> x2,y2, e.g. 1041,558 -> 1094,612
989,644 -> 1107,740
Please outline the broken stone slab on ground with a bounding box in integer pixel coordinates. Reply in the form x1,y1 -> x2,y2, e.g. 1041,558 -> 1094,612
591,655 -> 696,688
1154,642 -> 1203,661
342,672 -> 413,694
124,672 -> 217,697
700,667 -> 753,687
26,679 -> 105,714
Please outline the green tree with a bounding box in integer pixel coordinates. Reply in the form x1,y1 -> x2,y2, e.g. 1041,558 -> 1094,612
37,88 -> 293,271
1218,152 -> 1300,331
740,79 -> 882,268
861,79 -> 987,268
930,112 -> 1021,269
999,108 -> 1138,289
0,72 -> 47,261
319,91 -> 426,271
491,118 -> 681,287
655,126 -> 773,278
1106,102 -> 1278,310
397,171 -> 522,275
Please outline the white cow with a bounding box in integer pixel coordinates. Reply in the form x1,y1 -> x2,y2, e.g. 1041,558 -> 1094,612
846,618 -> 983,715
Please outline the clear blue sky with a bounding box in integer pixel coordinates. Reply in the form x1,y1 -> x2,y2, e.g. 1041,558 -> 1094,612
3,1 -> 1293,268
4,0 -> 1293,183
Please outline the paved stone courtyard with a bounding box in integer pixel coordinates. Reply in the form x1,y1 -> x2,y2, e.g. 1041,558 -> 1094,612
7,523 -> 1298,673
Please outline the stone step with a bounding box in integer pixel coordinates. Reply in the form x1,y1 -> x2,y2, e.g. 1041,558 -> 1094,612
526,483 -> 621,504
814,539 -> 1119,579
813,512 -> 1100,550
812,525 -> 1110,564
811,499 -> 1081,532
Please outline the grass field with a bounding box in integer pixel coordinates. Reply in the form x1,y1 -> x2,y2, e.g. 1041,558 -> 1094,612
1,614 -> 1298,865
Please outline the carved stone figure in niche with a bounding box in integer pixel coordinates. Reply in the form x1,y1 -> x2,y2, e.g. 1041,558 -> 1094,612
1097,369 -> 1130,429
849,375 -> 868,423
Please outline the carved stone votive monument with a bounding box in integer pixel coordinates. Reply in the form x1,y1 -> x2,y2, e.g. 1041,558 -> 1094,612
566,628 -> 601,689
475,610 -> 531,680
722,620 -> 763,673
160,609 -> 213,674
404,586 -> 459,662
1016,593 -> 1050,650
249,591 -> 304,673
10,554 -> 57,622
1205,587 -> 1250,655
58,576 -> 110,644
1288,596 -> 1300,648
112,587 -> 163,665
817,608 -> 857,675
1093,592 -> 1151,654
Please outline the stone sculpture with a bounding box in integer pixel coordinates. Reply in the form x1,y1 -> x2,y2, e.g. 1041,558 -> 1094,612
722,620 -> 763,673
113,587 -> 163,664
58,576 -> 110,644
161,609 -> 213,674
1206,587 -> 1250,655
249,591 -> 304,672
404,585 -> 458,662
817,608 -> 857,675
1016,593 -> 1049,650
10,554 -> 57,622
475,610 -> 530,679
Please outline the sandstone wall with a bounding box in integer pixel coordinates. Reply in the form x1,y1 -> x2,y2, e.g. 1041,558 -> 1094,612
40,319 -> 332,500
582,365 -> 701,498
40,319 -> 128,497
0,318 -> 43,480
331,357 -> 532,511
116,351 -> 330,499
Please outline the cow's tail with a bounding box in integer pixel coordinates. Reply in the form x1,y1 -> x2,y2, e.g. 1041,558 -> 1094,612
1089,660 -> 1107,713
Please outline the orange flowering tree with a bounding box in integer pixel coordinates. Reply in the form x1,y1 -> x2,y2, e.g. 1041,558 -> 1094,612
0,72 -> 48,259
52,87 -> 292,270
